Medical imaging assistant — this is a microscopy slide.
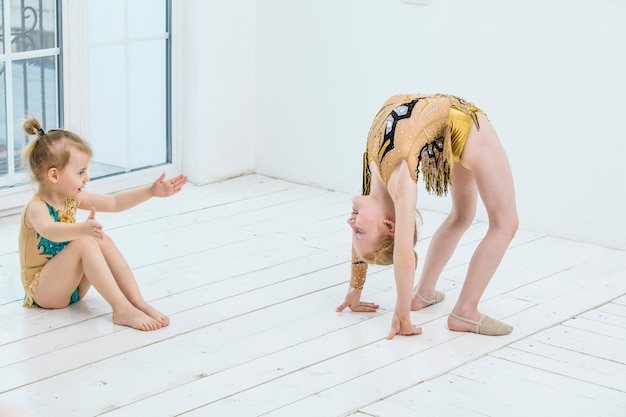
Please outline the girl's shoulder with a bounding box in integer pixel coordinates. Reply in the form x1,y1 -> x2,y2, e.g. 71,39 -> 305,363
22,196 -> 49,230
25,195 -> 48,211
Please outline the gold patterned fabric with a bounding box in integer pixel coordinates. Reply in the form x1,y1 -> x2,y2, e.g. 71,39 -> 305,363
18,196 -> 78,308
362,93 -> 486,196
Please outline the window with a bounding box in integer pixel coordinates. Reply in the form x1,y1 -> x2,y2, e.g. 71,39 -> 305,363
0,0 -> 60,188
86,0 -> 171,179
0,0 -> 170,205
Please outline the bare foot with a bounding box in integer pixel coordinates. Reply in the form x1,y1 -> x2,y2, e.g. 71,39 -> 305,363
112,306 -> 162,331
135,302 -> 170,327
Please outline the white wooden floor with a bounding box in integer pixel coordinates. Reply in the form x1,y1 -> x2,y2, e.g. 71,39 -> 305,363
1,174 -> 625,417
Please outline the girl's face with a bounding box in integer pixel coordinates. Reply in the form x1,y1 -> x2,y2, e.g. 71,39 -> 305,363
347,195 -> 388,256
56,149 -> 90,198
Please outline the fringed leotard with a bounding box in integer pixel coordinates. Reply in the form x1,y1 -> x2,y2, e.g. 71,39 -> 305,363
351,93 -> 487,289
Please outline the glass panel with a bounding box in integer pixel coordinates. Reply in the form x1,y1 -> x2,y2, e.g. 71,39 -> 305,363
88,44 -> 126,178
87,0 -> 124,44
128,40 -> 166,168
86,0 -> 169,179
0,0 -> 59,189
128,0 -> 166,38
11,56 -> 58,166
10,0 -> 58,53
88,0 -> 166,42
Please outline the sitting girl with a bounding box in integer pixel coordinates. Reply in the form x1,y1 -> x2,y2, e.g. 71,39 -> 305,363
18,116 -> 187,331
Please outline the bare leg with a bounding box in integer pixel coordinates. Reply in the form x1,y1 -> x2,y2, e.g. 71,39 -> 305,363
96,233 -> 169,326
447,115 -> 519,332
33,237 -> 162,331
411,163 -> 477,310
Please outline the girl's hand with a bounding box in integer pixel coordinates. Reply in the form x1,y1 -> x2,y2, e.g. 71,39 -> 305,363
151,173 -> 188,197
85,207 -> 103,239
386,311 -> 422,340
336,287 -> 380,312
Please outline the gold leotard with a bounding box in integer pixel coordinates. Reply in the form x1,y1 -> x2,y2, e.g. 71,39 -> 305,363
351,93 -> 487,289
18,196 -> 78,307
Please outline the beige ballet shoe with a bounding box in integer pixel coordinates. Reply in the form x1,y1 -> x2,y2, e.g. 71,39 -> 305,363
414,290 -> 445,307
449,312 -> 513,336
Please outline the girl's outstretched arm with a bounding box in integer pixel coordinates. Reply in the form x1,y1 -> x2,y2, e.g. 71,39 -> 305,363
79,173 -> 187,212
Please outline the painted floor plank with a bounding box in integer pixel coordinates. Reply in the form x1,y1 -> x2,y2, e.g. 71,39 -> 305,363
0,174 -> 624,417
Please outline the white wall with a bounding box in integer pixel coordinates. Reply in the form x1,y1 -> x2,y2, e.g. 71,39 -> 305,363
174,0 -> 256,184
251,0 -> 626,250
4,0 -> 622,249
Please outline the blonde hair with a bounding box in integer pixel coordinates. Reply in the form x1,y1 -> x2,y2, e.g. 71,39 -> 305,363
21,116 -> 92,187
359,209 -> 422,266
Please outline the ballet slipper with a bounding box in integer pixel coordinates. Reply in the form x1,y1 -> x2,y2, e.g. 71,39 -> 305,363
449,312 -> 513,336
414,290 -> 445,307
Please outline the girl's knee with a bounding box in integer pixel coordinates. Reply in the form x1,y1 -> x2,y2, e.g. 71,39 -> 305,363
71,236 -> 102,252
511,213 -> 519,231
100,232 -> 113,244
492,213 -> 518,240
448,209 -> 475,231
